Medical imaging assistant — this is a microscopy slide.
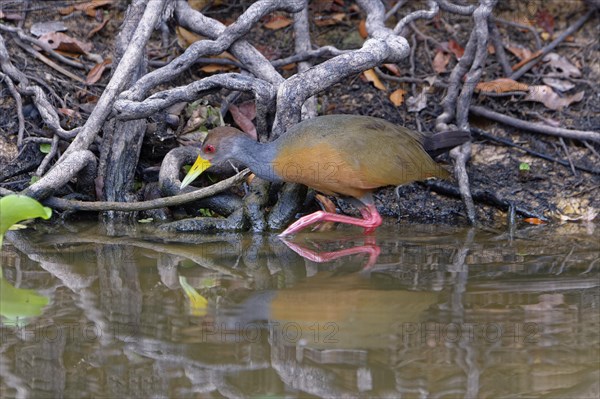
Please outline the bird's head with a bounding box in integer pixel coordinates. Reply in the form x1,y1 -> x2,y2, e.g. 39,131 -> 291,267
180,126 -> 248,189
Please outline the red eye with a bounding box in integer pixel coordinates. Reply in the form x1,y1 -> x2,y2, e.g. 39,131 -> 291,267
204,144 -> 216,154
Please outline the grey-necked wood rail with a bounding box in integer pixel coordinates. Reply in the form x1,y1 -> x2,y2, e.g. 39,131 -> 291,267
180,114 -> 468,236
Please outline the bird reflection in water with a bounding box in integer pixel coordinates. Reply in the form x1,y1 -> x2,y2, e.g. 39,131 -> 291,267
280,235 -> 381,269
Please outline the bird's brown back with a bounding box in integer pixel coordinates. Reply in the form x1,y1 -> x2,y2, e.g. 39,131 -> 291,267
272,115 -> 449,198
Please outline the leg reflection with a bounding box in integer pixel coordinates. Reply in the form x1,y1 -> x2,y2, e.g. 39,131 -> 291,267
279,236 -> 381,269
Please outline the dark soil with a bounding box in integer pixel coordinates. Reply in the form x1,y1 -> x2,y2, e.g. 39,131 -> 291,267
1,0 -> 598,228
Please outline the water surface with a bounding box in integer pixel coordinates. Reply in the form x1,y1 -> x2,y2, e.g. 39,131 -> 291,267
1,222 -> 599,398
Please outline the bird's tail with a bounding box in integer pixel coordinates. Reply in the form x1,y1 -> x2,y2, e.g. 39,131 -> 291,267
423,130 -> 471,157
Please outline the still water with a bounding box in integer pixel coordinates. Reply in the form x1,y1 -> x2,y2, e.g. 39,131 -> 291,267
1,222 -> 599,398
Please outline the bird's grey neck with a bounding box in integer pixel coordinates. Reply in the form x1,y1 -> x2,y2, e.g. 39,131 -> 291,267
229,137 -> 282,182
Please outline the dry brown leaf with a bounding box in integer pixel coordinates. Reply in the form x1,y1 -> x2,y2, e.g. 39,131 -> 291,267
506,45 -> 533,60
83,0 -> 113,17
432,50 -> 451,74
552,198 -> 598,222
523,218 -> 547,225
543,53 -> 581,78
512,49 -> 543,70
383,63 -> 401,76
264,15 -> 292,30
199,52 -> 239,74
87,18 -> 110,39
314,194 -> 336,232
217,51 -> 238,62
542,77 -> 575,92
407,88 -> 428,112
524,85 -> 584,111
534,9 -> 555,34
315,194 -> 336,213
30,21 -> 68,37
362,69 -> 386,91
358,19 -> 368,39
86,58 -> 111,84
314,12 -> 345,27
255,44 -> 280,60
0,10 -> 23,20
280,63 -> 296,71
229,104 -> 257,140
58,108 -> 82,119
199,64 -> 235,74
188,0 -> 216,10
58,6 -> 75,15
389,88 -> 406,106
39,32 -> 92,54
448,39 -> 464,59
176,26 -> 203,48
236,101 -> 256,121
59,0 -> 112,17
476,78 -> 529,93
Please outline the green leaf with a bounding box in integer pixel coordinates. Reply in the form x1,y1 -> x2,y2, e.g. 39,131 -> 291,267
198,208 -> 213,217
0,195 -> 52,248
519,162 -> 530,172
39,143 -> 51,154
0,195 -> 52,326
0,277 -> 49,326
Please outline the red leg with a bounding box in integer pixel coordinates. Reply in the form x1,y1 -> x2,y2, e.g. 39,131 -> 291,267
279,203 -> 382,237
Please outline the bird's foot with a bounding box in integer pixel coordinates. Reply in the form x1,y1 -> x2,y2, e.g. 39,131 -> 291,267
279,207 -> 383,237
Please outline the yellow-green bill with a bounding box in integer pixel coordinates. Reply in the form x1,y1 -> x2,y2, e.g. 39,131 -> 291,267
180,155 -> 212,188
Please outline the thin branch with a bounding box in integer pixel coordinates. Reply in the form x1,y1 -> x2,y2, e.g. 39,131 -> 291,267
271,46 -> 348,67
559,137 -> 578,177
0,71 -> 25,147
0,170 -> 251,212
0,22 -> 88,70
385,0 -> 408,21
0,34 -> 80,140
489,22 -> 512,77
450,142 -> 476,224
114,73 -> 275,121
55,169 -> 250,211
435,0 -> 476,15
423,179 -> 549,221
394,0 -> 439,35
175,0 -> 285,85
35,134 -> 60,176
470,105 -> 600,143
471,128 -> 600,174
129,0 -> 304,100
510,9 -> 595,81
22,150 -> 97,200
492,16 -> 542,50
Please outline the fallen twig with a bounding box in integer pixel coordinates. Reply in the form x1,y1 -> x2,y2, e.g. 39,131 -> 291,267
558,137 -> 578,177
0,170 -> 250,212
472,128 -> 600,174
469,105 -> 600,143
0,22 -> 87,70
422,179 -> 549,221
13,38 -> 86,83
492,16 -> 542,51
509,9 -> 596,81
0,71 -> 24,146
